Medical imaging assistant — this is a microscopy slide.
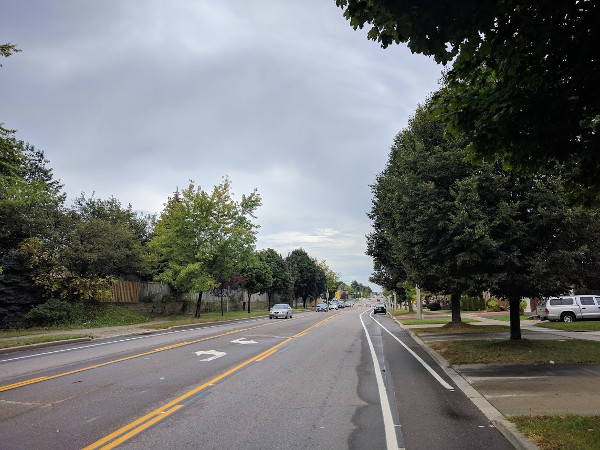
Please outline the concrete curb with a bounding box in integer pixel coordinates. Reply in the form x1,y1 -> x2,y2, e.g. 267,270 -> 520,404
0,337 -> 93,355
392,316 -> 538,450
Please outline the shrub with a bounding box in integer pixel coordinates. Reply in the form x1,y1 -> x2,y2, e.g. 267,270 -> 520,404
487,299 -> 500,312
427,302 -> 441,311
22,298 -> 73,327
519,300 -> 527,315
461,296 -> 486,311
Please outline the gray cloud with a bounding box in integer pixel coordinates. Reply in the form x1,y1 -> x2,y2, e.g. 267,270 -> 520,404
0,0 -> 442,289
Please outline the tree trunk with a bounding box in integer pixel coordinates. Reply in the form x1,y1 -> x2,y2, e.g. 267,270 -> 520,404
508,297 -> 522,340
194,291 -> 203,318
451,292 -> 462,323
247,291 -> 251,313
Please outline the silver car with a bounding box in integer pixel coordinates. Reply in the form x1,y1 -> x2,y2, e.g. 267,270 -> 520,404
269,303 -> 293,319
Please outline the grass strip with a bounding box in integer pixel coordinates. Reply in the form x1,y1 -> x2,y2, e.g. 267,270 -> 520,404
0,334 -> 89,349
400,318 -> 478,325
536,321 -> 600,332
429,338 -> 600,365
510,414 -> 600,450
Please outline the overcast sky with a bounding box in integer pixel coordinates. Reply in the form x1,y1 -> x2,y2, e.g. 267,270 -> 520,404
0,1 -> 442,291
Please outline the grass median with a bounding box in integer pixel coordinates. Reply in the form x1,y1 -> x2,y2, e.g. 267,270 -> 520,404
510,414 -> 600,450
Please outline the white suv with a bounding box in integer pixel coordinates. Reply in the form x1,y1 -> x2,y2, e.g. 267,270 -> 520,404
537,295 -> 600,322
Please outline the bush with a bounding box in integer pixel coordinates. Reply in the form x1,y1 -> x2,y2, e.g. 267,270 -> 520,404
461,296 -> 486,311
22,298 -> 73,327
519,300 -> 527,315
487,299 -> 499,312
427,302 -> 441,311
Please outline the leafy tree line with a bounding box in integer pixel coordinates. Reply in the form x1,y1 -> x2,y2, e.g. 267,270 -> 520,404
0,126 -> 354,327
367,102 -> 600,340
335,1 -> 600,340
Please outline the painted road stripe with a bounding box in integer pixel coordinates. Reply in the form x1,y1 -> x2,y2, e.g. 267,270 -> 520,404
83,315 -> 338,449
0,323 -> 271,393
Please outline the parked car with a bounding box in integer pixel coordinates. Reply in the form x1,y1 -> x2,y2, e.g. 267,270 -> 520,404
338,301 -> 345,308
373,302 -> 386,314
269,303 -> 293,319
345,301 -> 354,307
315,303 -> 328,312
538,295 -> 600,322
329,301 -> 339,310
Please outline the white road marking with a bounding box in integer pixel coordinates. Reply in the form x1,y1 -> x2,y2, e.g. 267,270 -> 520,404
371,313 -> 454,391
231,338 -> 257,344
194,350 -> 227,361
360,312 -> 399,450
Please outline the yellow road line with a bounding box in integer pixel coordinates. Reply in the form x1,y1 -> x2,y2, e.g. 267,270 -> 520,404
0,323 -> 270,393
83,315 -> 338,449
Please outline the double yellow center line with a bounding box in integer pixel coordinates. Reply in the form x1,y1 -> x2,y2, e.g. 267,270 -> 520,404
0,323 -> 270,393
83,315 -> 338,449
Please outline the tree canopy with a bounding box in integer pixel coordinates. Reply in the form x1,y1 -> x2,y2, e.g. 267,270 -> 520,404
369,101 -> 600,339
336,1 -> 600,200
149,178 -> 261,316
286,248 -> 327,308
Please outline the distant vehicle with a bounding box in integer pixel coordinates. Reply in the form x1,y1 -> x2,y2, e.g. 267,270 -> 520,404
345,301 -> 354,308
315,303 -> 328,312
373,303 -> 386,314
329,301 -> 339,310
269,303 -> 293,319
537,295 -> 600,322
338,301 -> 345,309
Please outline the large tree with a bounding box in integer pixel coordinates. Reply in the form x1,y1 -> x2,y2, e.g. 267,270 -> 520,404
240,250 -> 273,313
261,248 -> 293,308
149,178 -> 261,317
286,248 -> 326,308
370,101 -> 600,339
335,1 -> 599,199
370,104 -> 487,323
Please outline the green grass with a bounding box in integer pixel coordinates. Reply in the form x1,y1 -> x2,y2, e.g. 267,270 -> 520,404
486,315 -> 529,322
536,320 -> 600,331
0,334 -> 89,349
0,305 -> 275,347
510,414 -> 600,450
429,338 -> 600,365
411,323 -> 512,335
399,317 -> 477,325
144,309 -> 271,329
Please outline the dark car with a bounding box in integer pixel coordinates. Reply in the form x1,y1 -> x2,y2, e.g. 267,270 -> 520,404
373,302 -> 386,314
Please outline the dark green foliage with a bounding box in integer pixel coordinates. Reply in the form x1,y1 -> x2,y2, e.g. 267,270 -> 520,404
286,249 -> 327,307
22,298 -> 73,327
336,0 -> 600,200
460,296 -> 486,312
427,302 -> 441,311
0,250 -> 45,328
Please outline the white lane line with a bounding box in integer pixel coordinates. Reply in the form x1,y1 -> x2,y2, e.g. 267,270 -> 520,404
360,312 -> 399,450
371,313 -> 454,391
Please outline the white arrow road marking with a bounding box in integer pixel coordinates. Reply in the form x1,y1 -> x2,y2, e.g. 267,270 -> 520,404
231,338 -> 257,344
194,350 -> 227,361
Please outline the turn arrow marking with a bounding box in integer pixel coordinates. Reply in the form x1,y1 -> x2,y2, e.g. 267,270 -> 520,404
231,338 -> 257,344
194,350 -> 227,361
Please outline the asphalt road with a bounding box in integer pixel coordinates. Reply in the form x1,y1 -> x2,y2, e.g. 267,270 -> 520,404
0,307 -> 513,449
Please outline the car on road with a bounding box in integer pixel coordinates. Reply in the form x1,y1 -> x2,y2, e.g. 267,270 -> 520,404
338,301 -> 345,308
315,303 -> 328,312
537,295 -> 600,322
269,303 -> 293,319
373,302 -> 386,314
345,301 -> 354,308
329,301 -> 339,310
